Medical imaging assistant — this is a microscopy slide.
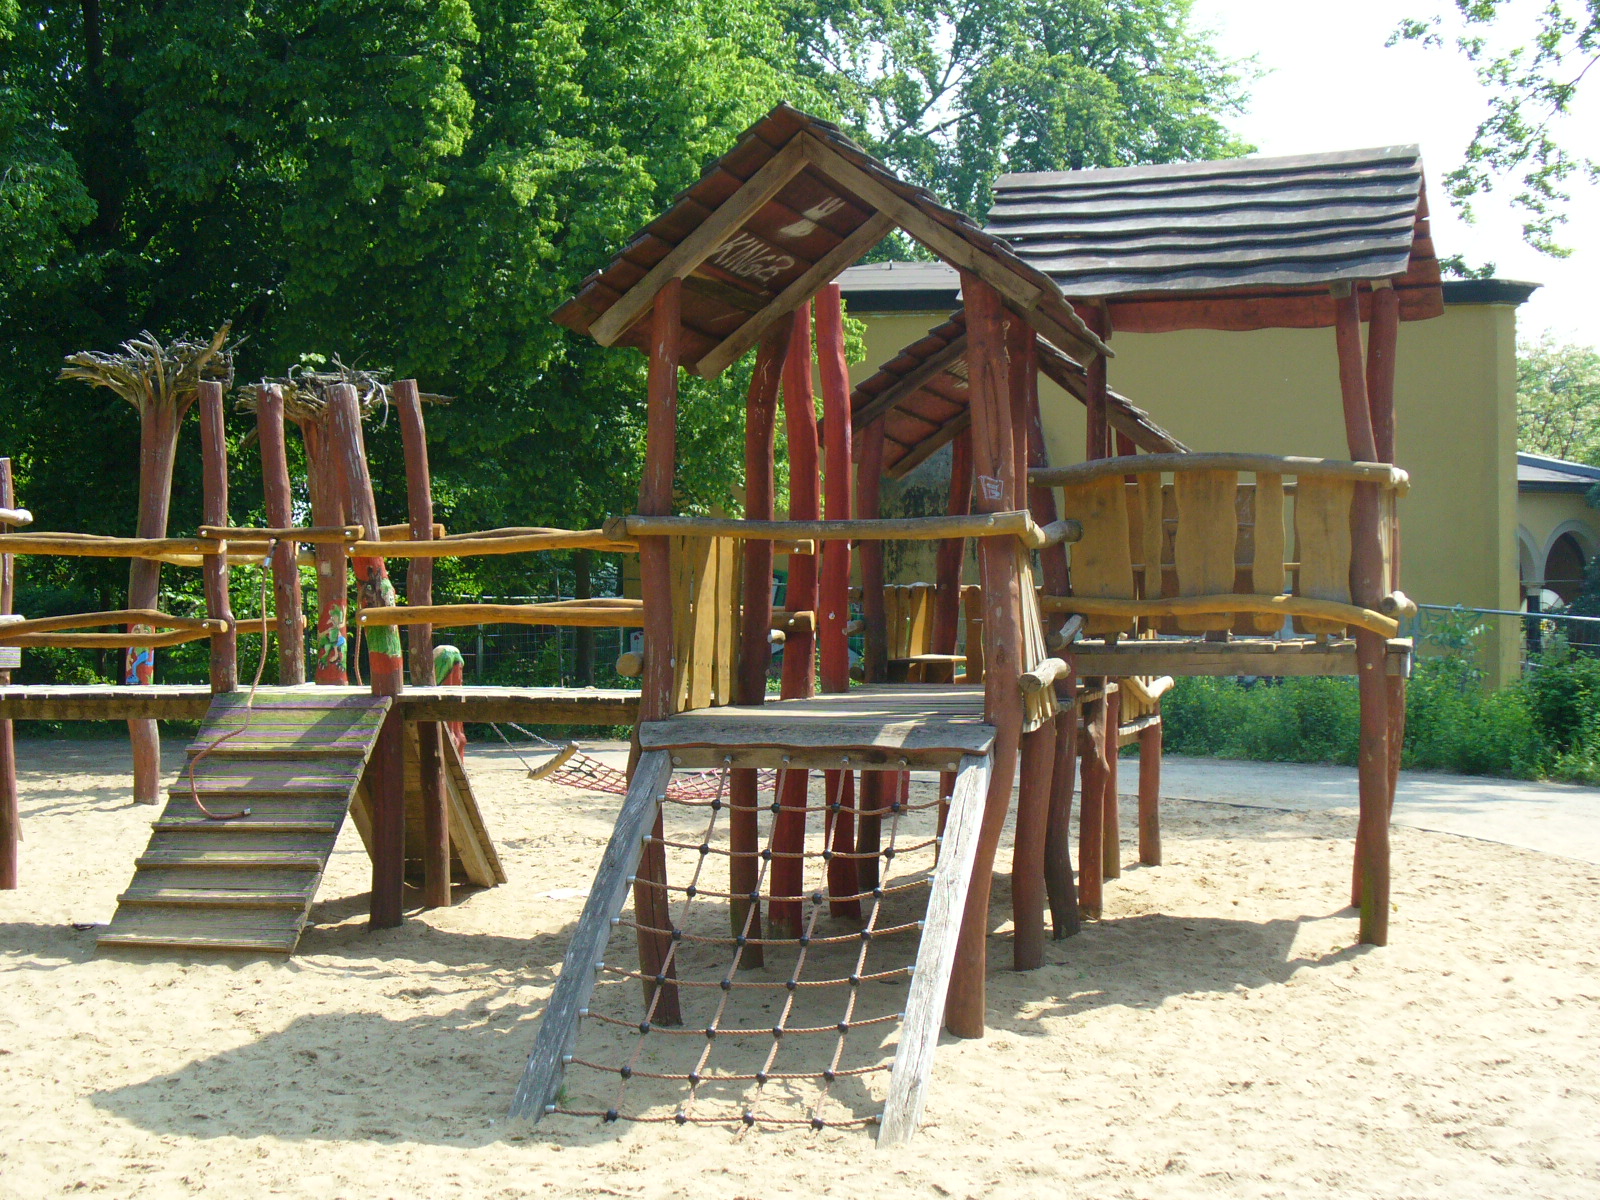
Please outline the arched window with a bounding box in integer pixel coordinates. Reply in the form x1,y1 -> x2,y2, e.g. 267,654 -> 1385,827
1544,532 -> 1591,603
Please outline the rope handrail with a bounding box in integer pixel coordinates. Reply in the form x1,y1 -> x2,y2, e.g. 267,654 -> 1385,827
1029,452 -> 1410,492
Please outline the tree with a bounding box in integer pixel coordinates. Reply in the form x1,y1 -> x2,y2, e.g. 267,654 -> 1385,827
1396,2 -> 1599,254
784,0 -> 1254,215
1517,333 -> 1600,461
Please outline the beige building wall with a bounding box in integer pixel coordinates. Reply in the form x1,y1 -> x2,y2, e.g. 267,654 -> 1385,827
848,300 -> 1524,683
1519,491 -> 1600,593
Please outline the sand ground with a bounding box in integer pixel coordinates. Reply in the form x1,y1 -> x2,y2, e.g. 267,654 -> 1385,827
2,737 -> 1598,1199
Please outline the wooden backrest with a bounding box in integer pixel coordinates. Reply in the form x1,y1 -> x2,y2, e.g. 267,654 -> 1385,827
669,535 -> 742,712
884,582 -> 936,659
1047,453 -> 1405,639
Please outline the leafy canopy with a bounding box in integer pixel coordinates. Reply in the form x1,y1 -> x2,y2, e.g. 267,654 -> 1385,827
1396,1 -> 1599,254
1517,333 -> 1600,462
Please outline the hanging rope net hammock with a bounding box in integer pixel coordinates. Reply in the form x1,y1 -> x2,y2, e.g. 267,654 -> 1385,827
492,722 -> 777,801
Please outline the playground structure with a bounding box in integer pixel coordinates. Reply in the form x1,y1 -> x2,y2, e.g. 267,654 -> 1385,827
501,108 -> 1435,1141
0,106 -> 1441,1140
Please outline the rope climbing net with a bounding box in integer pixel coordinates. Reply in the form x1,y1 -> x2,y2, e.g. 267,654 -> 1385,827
493,721 -> 777,801
547,764 -> 940,1132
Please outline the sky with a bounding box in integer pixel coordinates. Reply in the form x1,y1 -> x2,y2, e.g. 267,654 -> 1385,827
1189,0 -> 1600,343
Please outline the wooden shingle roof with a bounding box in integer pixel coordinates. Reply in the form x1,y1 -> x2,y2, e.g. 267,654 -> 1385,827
988,146 -> 1444,332
851,312 -> 1188,480
553,104 -> 1107,378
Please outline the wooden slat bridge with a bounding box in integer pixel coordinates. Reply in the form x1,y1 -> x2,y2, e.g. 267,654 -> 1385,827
98,689 -> 503,955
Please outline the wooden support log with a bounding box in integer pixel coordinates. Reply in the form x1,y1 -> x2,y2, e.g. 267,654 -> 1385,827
1014,718 -> 1054,970
930,430 -> 974,685
0,459 -> 17,889
327,381 -> 407,929
1138,717 -> 1162,866
395,378 -> 448,910
295,418 -> 350,685
1077,692 -> 1106,919
1019,657 -> 1069,694
0,507 -> 31,527
945,273 -> 1025,1039
631,280 -> 684,1023
729,320 -> 790,962
1102,686 -> 1122,881
857,420 -> 889,684
1045,668 -> 1080,939
254,385 -> 305,684
771,302 -> 820,937
198,382 -> 237,694
1379,591 -> 1417,620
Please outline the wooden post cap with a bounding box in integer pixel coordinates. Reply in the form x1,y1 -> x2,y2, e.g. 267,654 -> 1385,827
614,651 -> 643,678
1378,591 -> 1417,620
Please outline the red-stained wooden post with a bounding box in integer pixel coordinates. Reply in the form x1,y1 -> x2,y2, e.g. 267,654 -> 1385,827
817,284 -> 862,917
945,273 -> 1026,1038
255,385 -> 305,684
1077,693 -> 1106,920
1024,388 -> 1080,938
198,381 -> 237,694
0,459 -> 18,889
296,419 -> 350,685
327,382 -> 407,929
770,302 -> 821,938
633,280 -> 684,1023
729,321 -> 791,960
396,379 -> 450,910
1333,283 -> 1391,947
857,420 -> 889,685
126,399 -> 181,804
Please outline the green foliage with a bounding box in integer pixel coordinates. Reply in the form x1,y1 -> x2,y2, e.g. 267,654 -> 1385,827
1395,2 -> 1598,253
1160,614 -> 1600,782
1516,333 -> 1600,461
786,0 -> 1255,215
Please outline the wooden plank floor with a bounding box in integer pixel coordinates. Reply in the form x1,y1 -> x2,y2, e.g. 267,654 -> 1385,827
639,684 -> 993,769
98,691 -> 392,955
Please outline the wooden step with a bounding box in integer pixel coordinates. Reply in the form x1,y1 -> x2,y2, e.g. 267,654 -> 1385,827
116,887 -> 311,909
152,819 -> 343,835
134,850 -> 326,870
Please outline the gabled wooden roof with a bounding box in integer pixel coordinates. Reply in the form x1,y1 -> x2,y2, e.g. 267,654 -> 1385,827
851,312 -> 1188,480
988,146 -> 1444,332
553,104 -> 1107,378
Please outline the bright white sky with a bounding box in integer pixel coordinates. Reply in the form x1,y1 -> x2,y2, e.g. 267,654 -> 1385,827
1190,0 -> 1600,343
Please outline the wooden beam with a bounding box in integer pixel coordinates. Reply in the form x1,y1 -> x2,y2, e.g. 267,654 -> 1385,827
0,459 -> 16,890
1031,452 -> 1408,491
255,385 -> 305,684
850,334 -> 969,432
694,212 -> 896,378
590,138 -> 810,347
198,381 -> 237,695
877,752 -> 991,1146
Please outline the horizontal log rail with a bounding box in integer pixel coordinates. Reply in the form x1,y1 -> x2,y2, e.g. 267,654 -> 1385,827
1120,675 -> 1175,706
351,529 -> 636,557
1019,657 -> 1070,695
0,533 -> 215,559
0,609 -> 217,637
0,623 -> 229,649
605,510 -> 1080,548
199,524 -> 362,544
1030,452 -> 1410,493
356,602 -> 646,630
1039,592 -> 1401,638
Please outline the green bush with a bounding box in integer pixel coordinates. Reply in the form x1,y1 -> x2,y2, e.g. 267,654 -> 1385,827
1159,611 -> 1600,782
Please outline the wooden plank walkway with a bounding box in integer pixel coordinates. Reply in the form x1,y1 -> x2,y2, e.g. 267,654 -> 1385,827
99,690 -> 391,954
0,684 -> 640,724
638,684 -> 994,769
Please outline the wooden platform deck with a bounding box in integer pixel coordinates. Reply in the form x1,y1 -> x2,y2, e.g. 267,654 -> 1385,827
639,684 -> 993,770
0,684 -> 640,724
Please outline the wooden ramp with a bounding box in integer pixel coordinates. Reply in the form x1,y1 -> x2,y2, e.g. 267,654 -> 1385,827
98,692 -> 506,955
99,691 -> 392,955
510,726 -> 991,1144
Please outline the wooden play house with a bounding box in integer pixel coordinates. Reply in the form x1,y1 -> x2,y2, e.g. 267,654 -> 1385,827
510,109 -> 1435,1141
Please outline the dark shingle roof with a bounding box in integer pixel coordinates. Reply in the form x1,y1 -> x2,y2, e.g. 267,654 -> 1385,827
986,146 -> 1444,331
1518,452 -> 1600,493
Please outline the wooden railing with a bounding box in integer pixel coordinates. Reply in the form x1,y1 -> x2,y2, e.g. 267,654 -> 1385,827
1029,453 -> 1414,640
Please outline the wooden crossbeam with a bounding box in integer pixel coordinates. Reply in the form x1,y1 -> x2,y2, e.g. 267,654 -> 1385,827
694,212 -> 897,379
851,334 -> 970,432
590,139 -> 811,347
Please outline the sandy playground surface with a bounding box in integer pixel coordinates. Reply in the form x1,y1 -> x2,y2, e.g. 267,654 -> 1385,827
2,736 -> 1599,1199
